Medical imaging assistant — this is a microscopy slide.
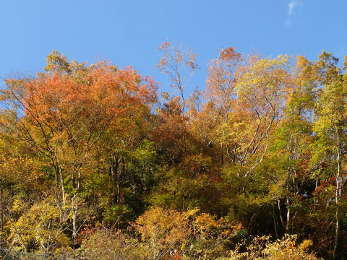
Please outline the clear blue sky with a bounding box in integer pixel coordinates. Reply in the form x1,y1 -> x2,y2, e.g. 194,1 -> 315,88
0,0 -> 346,91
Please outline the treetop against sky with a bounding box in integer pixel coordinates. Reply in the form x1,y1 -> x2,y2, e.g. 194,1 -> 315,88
0,0 -> 346,92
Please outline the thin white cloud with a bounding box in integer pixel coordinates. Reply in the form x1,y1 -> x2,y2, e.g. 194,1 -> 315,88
285,1 -> 303,26
288,1 -> 299,16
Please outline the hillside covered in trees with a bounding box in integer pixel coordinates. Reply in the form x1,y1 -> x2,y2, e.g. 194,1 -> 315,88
0,45 -> 346,259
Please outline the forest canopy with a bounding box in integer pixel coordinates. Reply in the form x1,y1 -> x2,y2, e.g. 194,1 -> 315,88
0,46 -> 346,259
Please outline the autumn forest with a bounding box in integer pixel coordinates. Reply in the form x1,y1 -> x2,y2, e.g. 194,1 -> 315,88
0,44 -> 346,259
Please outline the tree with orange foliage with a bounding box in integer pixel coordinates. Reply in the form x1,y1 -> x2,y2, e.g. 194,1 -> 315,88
1,51 -> 157,246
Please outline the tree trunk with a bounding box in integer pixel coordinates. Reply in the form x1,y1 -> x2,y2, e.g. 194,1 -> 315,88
0,186 -> 3,233
277,199 -> 285,231
272,204 -> 278,238
333,128 -> 342,260
59,166 -> 66,208
72,168 -> 81,248
285,196 -> 290,232
72,195 -> 78,247
109,154 -> 121,204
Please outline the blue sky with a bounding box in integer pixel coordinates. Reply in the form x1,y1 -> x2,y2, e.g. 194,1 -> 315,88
0,0 -> 346,92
